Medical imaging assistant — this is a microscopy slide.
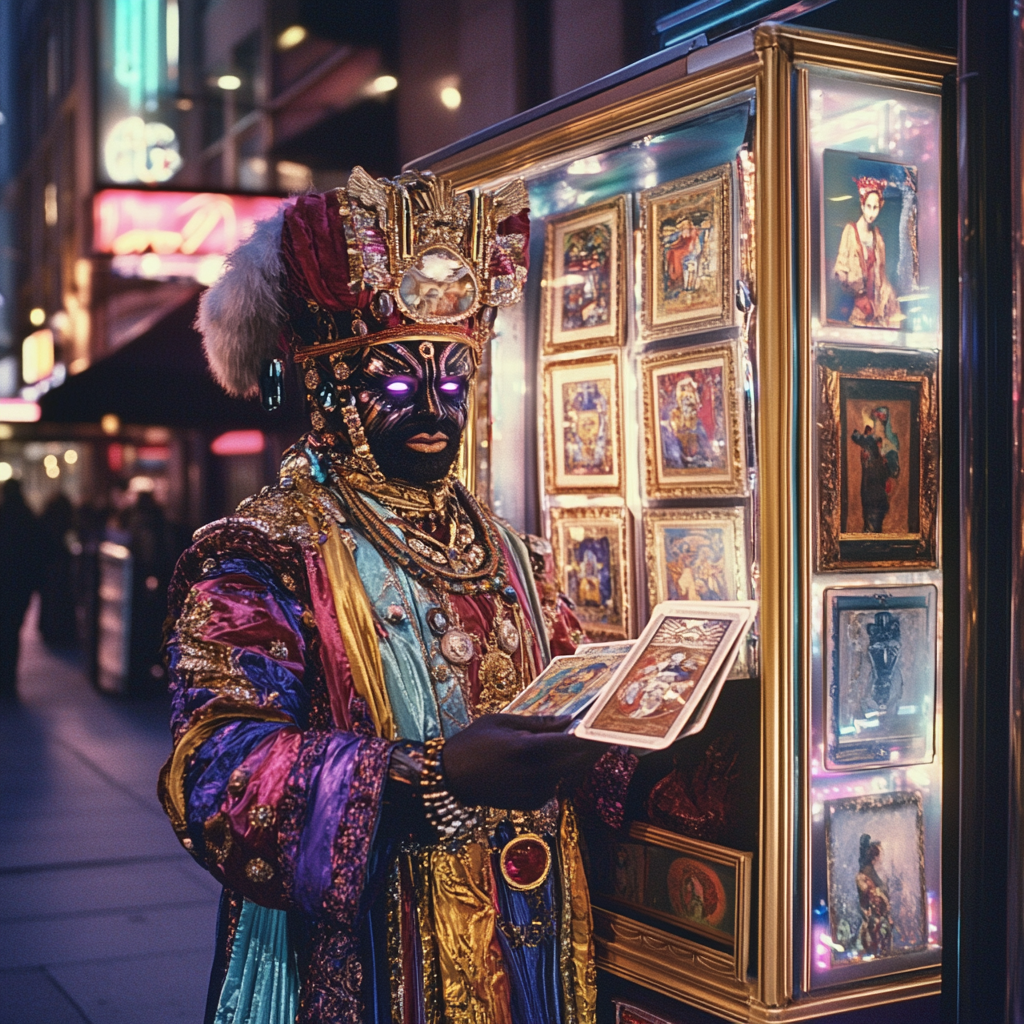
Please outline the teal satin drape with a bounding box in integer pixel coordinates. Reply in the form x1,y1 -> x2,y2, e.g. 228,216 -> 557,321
214,900 -> 298,1024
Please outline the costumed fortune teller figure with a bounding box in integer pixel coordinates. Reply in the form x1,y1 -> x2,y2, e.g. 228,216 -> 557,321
158,167 -> 640,1024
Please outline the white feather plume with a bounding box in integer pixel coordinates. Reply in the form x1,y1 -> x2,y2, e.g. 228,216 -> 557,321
196,207 -> 286,398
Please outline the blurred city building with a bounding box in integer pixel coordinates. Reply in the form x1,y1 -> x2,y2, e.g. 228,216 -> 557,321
0,0 -> 656,693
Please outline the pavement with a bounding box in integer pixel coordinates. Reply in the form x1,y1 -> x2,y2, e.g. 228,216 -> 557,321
0,599 -> 219,1024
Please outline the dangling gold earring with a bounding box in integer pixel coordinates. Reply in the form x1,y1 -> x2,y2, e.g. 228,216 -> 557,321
340,396 -> 385,483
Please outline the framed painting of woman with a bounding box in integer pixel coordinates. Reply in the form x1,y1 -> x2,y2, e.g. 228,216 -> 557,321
640,342 -> 746,498
541,196 -> 628,353
823,150 -> 919,331
639,164 -> 734,342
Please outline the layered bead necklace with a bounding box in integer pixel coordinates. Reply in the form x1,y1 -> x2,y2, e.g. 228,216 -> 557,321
329,464 -> 531,713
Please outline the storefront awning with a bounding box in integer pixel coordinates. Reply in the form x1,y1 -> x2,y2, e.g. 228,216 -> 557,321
39,293 -> 303,429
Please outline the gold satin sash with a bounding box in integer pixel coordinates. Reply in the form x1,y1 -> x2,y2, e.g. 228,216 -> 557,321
297,483 -> 395,740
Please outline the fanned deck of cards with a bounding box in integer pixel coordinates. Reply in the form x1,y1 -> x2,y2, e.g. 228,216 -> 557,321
505,601 -> 757,750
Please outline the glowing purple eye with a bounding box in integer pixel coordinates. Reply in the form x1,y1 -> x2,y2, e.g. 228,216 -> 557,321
439,380 -> 462,393
385,380 -> 412,394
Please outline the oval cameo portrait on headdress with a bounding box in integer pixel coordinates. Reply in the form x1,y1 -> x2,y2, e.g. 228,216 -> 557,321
397,244 -> 479,323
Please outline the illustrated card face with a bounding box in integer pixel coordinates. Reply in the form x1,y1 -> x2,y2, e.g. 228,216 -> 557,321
575,601 -> 755,749
503,645 -> 631,719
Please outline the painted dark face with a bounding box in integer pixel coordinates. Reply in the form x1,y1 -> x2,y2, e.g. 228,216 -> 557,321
350,339 -> 475,484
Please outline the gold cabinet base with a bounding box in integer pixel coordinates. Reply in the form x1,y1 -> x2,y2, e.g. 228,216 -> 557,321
595,908 -> 940,1022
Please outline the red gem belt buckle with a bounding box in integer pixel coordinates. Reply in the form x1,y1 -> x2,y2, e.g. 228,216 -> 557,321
499,832 -> 551,891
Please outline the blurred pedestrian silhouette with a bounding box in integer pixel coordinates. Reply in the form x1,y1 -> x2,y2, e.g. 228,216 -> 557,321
0,479 -> 42,700
119,489 -> 176,691
39,492 -> 78,650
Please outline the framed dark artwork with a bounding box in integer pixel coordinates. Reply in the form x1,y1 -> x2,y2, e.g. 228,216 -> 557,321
544,353 -> 623,494
641,342 -> 746,498
640,164 -> 733,341
541,195 -> 627,353
824,792 -> 928,967
816,347 -> 938,570
549,506 -> 632,641
824,585 -> 937,770
591,822 -> 752,979
822,150 -> 925,332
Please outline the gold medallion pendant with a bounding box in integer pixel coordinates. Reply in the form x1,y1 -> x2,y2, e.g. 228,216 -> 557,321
478,649 -> 519,712
497,618 -> 520,654
440,629 -> 476,665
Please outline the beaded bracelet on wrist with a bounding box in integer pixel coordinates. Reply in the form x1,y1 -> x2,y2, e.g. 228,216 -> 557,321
421,736 -> 481,842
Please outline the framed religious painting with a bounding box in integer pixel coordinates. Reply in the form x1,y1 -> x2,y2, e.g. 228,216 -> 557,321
643,507 -> 753,677
824,585 -> 937,770
822,150 -> 922,332
824,792 -> 928,969
588,822 -> 752,980
816,347 -> 938,569
640,342 -> 746,498
549,505 -> 632,641
541,195 -> 628,353
639,164 -> 733,342
544,352 -> 624,494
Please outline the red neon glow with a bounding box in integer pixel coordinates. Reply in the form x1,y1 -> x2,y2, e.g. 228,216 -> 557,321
0,399 -> 41,422
210,430 -> 265,456
93,190 -> 285,257
107,443 -> 124,472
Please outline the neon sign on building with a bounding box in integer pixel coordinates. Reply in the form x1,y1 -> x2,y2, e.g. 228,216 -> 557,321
98,0 -> 183,185
93,190 -> 285,282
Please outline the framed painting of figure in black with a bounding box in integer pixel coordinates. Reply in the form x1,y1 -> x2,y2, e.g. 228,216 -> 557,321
816,347 -> 938,570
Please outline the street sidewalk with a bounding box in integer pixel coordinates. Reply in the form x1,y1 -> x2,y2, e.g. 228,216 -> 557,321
0,599 -> 219,1024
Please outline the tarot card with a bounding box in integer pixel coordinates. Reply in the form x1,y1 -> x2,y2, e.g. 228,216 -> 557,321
676,602 -> 757,738
576,640 -> 636,655
502,645 -> 631,719
575,600 -> 756,749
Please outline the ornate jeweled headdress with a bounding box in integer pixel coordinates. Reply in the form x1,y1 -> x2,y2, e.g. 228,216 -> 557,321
196,167 -> 530,400
854,176 -> 888,204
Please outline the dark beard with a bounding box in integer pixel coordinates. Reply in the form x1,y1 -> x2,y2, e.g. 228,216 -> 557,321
368,415 -> 463,484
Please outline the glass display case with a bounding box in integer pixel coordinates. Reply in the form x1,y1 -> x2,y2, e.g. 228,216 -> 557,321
413,24 -> 954,1020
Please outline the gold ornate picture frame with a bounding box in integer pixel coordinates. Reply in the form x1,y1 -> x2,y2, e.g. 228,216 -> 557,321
544,352 -> 624,494
640,342 -> 746,498
549,505 -> 632,641
542,195 -> 628,354
589,822 -> 752,982
643,507 -> 752,677
816,346 -> 938,570
640,164 -> 734,342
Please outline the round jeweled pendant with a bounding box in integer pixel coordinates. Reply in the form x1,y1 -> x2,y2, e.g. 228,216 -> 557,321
497,619 -> 520,654
426,607 -> 450,636
396,244 -> 479,324
499,833 -> 551,891
440,629 -> 475,665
